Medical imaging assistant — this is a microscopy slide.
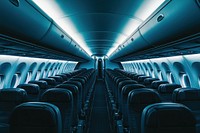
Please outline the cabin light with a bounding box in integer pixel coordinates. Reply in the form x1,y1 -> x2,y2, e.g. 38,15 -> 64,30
107,0 -> 166,57
0,55 -> 77,63
32,0 -> 92,56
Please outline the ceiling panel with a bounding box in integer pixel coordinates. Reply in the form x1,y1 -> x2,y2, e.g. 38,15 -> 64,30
32,0 -> 165,56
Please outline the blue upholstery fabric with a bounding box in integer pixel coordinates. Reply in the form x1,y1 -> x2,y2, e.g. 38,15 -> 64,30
141,103 -> 196,133
9,102 -> 62,133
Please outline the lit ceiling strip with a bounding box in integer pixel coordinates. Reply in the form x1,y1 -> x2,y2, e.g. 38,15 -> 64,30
32,0 -> 92,56
107,0 -> 165,57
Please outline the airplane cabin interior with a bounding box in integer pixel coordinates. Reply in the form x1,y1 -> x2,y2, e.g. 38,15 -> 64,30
0,0 -> 200,133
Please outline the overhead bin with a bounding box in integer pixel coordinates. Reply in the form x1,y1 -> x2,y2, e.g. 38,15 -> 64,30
40,23 -> 91,61
109,29 -> 149,60
139,0 -> 200,47
0,0 -> 51,42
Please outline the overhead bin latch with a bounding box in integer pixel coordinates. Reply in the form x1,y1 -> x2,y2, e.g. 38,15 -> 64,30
9,0 -> 20,7
157,14 -> 164,22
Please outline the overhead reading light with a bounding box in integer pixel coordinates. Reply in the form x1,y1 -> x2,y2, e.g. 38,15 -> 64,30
107,0 -> 166,57
32,0 -> 92,56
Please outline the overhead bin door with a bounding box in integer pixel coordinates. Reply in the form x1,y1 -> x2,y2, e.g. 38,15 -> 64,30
40,23 -> 91,60
0,0 -> 51,42
109,30 -> 148,60
139,0 -> 200,47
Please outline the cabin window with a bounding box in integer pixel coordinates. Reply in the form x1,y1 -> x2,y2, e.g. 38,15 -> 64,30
0,75 -> 4,89
35,71 -> 41,80
146,69 -> 150,76
42,69 -> 47,78
48,69 -> 52,77
180,73 -> 191,87
151,69 -> 155,78
167,72 -> 175,84
158,70 -> 163,80
25,71 -> 32,83
11,73 -> 21,88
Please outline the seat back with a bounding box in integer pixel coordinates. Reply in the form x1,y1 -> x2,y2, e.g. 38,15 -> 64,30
55,84 -> 79,126
40,89 -> 73,133
118,80 -> 137,104
173,88 -> 200,132
9,102 -> 62,133
128,89 -> 161,133
143,78 -> 159,87
141,103 -> 196,133
0,88 -> 27,123
151,81 -> 169,90
158,84 -> 181,102
39,78 -> 57,87
17,84 -> 40,101
121,84 -> 145,127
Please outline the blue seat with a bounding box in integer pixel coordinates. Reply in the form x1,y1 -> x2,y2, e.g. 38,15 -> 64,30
141,103 -> 196,133
55,84 -> 80,127
9,102 -> 62,133
40,88 -> 73,133
17,84 -> 40,101
143,78 -> 159,87
28,80 -> 48,95
128,89 -> 161,133
121,84 -> 145,128
151,80 -> 169,90
173,88 -> 200,132
0,88 -> 27,133
158,84 -> 181,102
39,78 -> 57,87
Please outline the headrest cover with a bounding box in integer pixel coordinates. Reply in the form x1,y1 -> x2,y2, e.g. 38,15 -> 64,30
17,84 -> 40,95
158,84 -> 181,94
56,84 -> 78,94
0,88 -> 27,102
142,103 -> 196,133
9,102 -> 62,133
39,78 -> 56,86
28,80 -> 48,90
173,88 -> 200,102
151,81 -> 169,89
63,81 -> 82,89
41,88 -> 72,102
128,89 -> 161,112
118,80 -> 138,89
122,84 -> 145,95
143,78 -> 159,84
49,76 -> 63,83
137,76 -> 151,82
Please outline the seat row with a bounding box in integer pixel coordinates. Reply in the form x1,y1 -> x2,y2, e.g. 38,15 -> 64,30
105,68 -> 199,133
0,68 -> 97,133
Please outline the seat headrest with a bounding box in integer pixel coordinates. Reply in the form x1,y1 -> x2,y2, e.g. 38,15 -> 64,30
128,89 -> 161,112
118,80 -> 138,89
69,78 -> 85,85
173,88 -> 200,102
137,76 -> 151,82
41,88 -> 72,102
0,88 -> 27,102
143,78 -> 159,85
63,81 -> 82,89
122,84 -> 145,95
49,76 -> 63,83
55,84 -> 78,94
28,80 -> 48,90
151,81 -> 169,89
158,84 -> 181,94
39,78 -> 57,86
17,84 -> 40,95
9,102 -> 62,133
141,103 -> 196,133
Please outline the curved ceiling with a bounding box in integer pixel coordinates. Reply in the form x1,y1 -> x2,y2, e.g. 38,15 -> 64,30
32,0 -> 165,57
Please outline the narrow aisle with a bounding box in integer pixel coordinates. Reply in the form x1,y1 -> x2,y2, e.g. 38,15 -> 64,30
88,79 -> 112,133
